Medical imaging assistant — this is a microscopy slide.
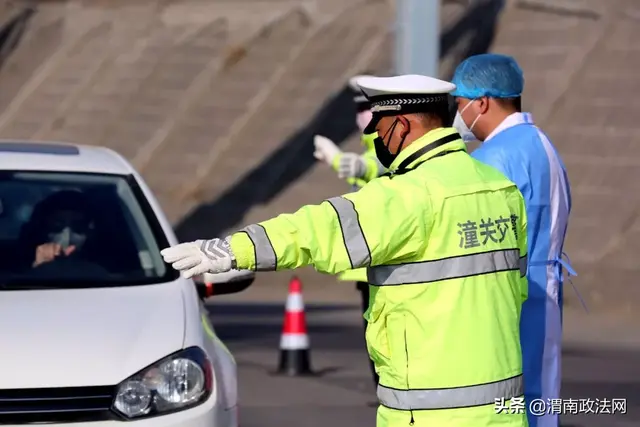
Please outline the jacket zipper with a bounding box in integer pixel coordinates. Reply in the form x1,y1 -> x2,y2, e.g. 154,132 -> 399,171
405,324 -> 414,426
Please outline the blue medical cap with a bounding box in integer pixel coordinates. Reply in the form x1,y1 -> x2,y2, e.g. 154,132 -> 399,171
450,53 -> 524,99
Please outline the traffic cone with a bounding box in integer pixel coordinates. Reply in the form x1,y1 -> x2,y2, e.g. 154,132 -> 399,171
276,276 -> 314,376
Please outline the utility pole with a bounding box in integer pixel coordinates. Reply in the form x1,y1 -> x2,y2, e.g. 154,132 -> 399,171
394,0 -> 440,77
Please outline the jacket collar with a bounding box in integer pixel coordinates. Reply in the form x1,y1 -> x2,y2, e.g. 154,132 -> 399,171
390,127 -> 465,171
485,112 -> 534,142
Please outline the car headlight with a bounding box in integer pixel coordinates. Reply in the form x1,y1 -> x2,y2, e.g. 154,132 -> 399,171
112,347 -> 213,419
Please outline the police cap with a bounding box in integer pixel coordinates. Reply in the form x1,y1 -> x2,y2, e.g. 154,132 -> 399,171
356,74 -> 456,115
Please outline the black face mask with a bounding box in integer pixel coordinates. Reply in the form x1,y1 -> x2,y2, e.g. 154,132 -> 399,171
371,118 -> 409,169
374,134 -> 395,169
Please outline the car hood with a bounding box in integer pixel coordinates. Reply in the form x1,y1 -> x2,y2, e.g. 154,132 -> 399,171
0,282 -> 185,389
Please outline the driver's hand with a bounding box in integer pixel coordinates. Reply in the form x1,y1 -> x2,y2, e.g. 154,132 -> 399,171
33,243 -> 76,267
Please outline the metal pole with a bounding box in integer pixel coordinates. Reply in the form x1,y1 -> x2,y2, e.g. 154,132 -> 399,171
394,0 -> 440,77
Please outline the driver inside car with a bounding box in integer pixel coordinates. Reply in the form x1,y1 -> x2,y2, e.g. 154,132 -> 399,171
21,190 -> 104,274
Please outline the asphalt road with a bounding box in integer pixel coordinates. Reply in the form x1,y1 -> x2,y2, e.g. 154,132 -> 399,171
206,284 -> 639,427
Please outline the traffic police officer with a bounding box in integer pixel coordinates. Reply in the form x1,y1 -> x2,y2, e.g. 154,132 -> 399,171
162,75 -> 529,427
312,74 -> 387,389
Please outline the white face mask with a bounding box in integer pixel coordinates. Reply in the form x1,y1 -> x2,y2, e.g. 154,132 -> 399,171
453,100 -> 482,143
356,110 -> 373,133
48,226 -> 87,251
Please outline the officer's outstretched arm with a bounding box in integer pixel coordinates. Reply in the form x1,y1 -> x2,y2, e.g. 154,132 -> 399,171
228,175 -> 428,275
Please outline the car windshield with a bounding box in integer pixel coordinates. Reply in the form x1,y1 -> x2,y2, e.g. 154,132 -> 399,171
0,171 -> 178,289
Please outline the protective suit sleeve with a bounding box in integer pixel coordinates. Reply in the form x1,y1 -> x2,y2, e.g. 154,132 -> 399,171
229,174 -> 430,274
508,185 -> 529,303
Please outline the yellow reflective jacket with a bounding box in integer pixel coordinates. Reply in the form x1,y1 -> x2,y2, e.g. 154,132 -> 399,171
230,127 -> 528,427
333,133 -> 386,282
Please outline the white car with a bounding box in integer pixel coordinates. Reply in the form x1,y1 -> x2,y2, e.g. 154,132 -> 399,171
0,141 -> 254,426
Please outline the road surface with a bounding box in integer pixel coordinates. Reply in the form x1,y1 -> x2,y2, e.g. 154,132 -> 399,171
206,277 -> 639,426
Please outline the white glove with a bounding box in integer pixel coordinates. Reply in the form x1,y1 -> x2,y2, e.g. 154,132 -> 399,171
161,238 -> 235,279
313,135 -> 342,166
337,152 -> 367,179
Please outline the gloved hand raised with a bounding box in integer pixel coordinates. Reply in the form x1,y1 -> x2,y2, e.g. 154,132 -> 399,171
313,135 -> 342,167
161,238 -> 236,279
337,152 -> 367,179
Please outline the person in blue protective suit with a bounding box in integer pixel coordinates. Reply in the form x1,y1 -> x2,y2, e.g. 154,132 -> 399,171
451,53 -> 574,427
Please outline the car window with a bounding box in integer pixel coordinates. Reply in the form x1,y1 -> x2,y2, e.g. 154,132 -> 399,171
0,171 -> 179,289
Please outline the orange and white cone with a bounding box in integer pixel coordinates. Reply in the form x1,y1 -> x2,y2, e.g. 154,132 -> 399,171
276,276 -> 313,376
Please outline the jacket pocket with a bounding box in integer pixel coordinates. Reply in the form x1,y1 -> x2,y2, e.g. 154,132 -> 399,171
385,312 -> 409,387
365,302 -> 390,367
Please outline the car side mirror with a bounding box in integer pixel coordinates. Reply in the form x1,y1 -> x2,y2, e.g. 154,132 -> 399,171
193,270 -> 255,299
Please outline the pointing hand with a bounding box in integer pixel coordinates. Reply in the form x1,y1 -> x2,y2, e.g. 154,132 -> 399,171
161,238 -> 235,279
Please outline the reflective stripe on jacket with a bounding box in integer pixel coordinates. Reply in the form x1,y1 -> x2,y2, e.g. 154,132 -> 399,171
340,136 -> 385,282
230,127 -> 528,427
